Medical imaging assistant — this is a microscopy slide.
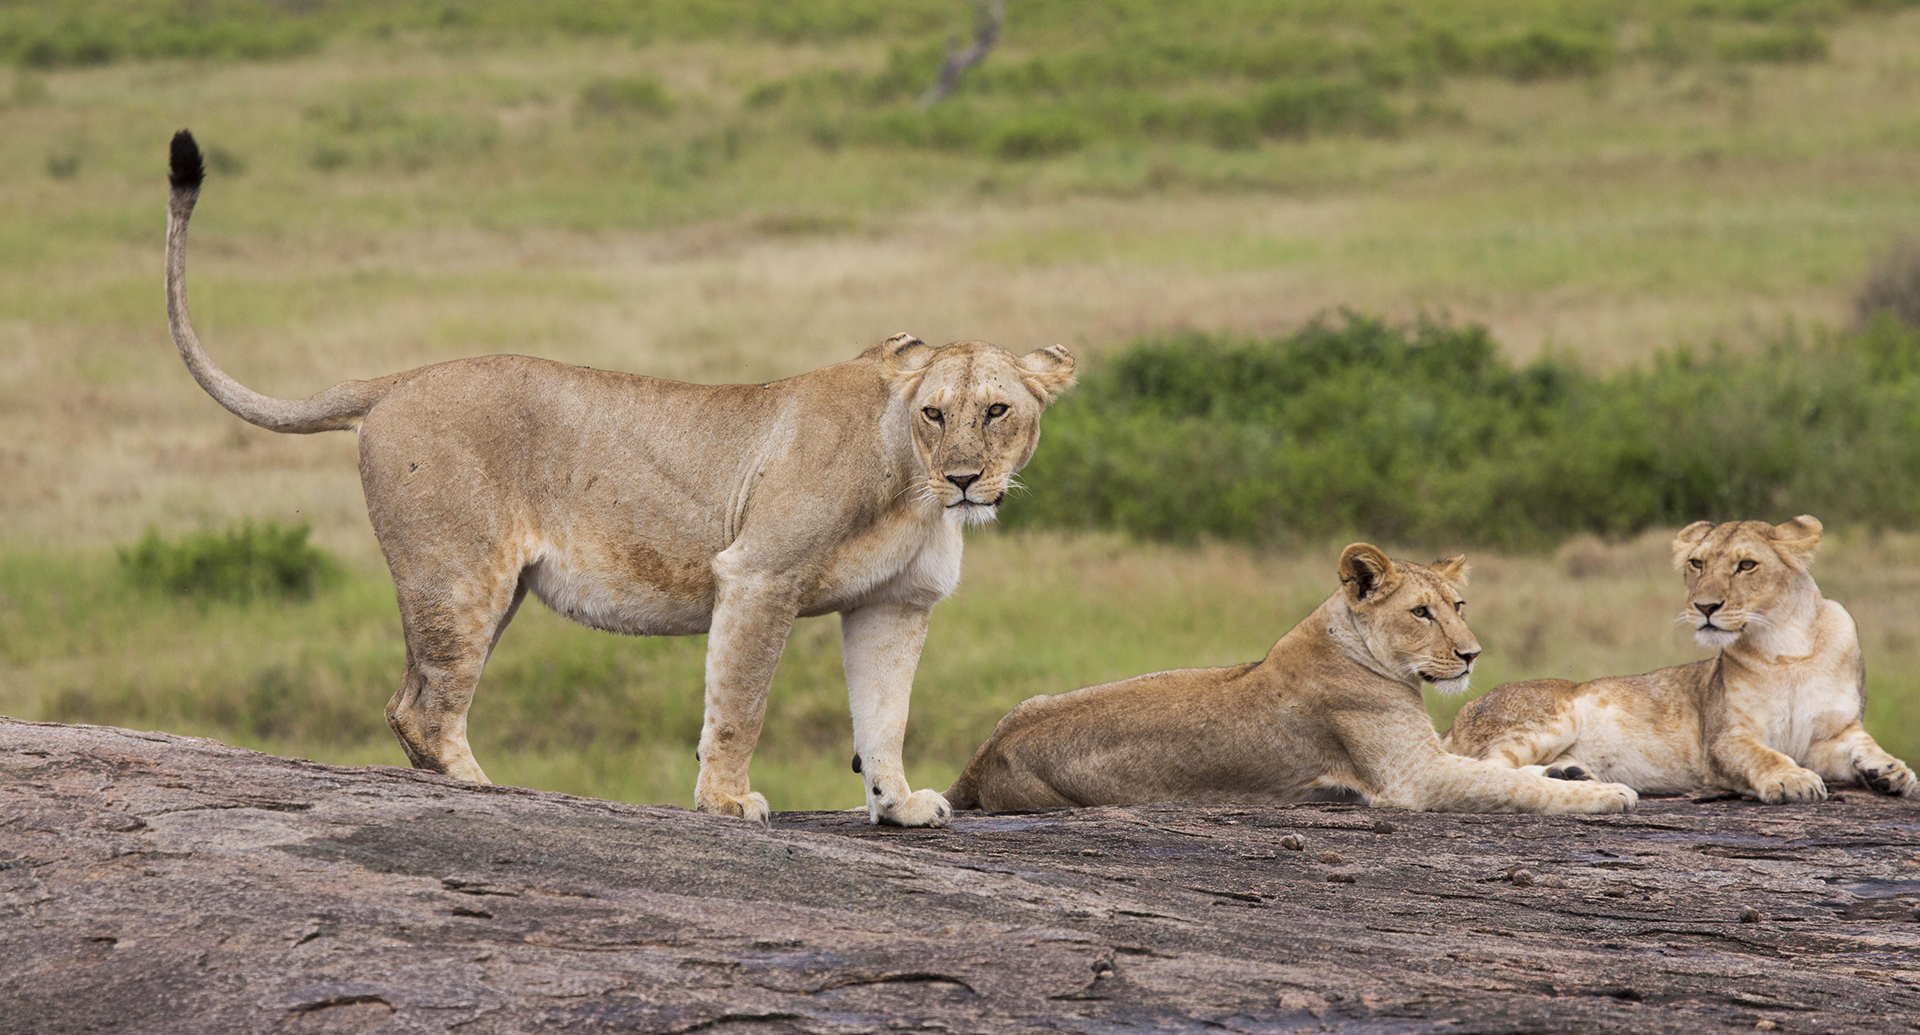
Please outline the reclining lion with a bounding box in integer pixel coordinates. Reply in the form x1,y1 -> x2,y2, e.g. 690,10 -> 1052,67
946,544 -> 1638,813
1446,516 -> 1916,803
162,131 -> 1075,827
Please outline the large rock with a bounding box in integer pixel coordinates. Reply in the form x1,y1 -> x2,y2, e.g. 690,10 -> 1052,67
2,717 -> 1917,1033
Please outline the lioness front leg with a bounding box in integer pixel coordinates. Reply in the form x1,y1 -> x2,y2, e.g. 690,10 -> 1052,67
1710,730 -> 1827,804
1358,715 -> 1635,814
1805,723 -> 1917,798
842,601 -> 950,828
695,562 -> 802,825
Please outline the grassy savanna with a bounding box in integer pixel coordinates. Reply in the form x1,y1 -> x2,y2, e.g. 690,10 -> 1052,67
4,1 -> 1920,808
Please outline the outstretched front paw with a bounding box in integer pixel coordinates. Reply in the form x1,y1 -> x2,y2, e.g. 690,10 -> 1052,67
1578,782 -> 1638,814
1757,767 -> 1827,804
872,788 -> 952,828
1857,758 -> 1918,797
697,790 -> 772,826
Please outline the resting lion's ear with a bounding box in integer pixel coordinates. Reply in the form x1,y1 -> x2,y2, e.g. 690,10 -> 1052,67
1672,520 -> 1714,569
1017,344 -> 1076,404
876,333 -> 937,397
1338,543 -> 1400,603
1769,514 -> 1823,568
1430,554 -> 1469,585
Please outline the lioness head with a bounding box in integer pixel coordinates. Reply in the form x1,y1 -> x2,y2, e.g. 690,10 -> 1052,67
876,333 -> 1076,526
1672,515 -> 1822,649
1337,543 -> 1480,694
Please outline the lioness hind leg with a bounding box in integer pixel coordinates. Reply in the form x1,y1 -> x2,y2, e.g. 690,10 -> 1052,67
385,573 -> 527,785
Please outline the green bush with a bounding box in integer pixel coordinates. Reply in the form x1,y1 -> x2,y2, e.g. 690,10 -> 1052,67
578,75 -> 675,118
1252,79 -> 1399,139
1478,28 -> 1612,81
1857,239 -> 1920,331
1004,315 -> 1920,549
1717,25 -> 1828,63
989,111 -> 1087,159
120,521 -> 338,602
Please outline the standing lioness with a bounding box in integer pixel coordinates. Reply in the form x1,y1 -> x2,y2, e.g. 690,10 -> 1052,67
947,545 -> 1637,813
1446,516 -> 1917,804
163,132 -> 1075,827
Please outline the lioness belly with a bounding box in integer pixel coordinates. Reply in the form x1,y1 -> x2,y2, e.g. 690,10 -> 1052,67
1567,693 -> 1705,795
524,548 -> 715,637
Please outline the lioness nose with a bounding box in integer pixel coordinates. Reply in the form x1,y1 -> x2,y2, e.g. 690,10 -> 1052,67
1697,601 -> 1722,618
947,473 -> 980,491
1455,649 -> 1479,665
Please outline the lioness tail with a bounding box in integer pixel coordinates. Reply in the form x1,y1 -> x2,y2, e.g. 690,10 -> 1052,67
166,129 -> 401,434
943,765 -> 981,811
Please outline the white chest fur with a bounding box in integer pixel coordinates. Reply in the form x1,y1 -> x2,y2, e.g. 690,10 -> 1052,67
803,510 -> 965,616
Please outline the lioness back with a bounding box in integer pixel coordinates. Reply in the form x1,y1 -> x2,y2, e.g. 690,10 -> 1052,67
948,662 -> 1312,811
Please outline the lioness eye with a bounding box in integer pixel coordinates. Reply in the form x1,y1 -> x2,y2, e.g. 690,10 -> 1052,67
1737,559 -> 1757,573
1411,606 -> 1432,620
1453,600 -> 1465,613
922,407 -> 942,422
986,403 -> 1009,419
1688,558 -> 1703,571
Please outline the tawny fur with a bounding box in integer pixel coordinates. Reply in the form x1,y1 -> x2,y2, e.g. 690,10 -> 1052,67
1445,516 -> 1917,804
163,131 -> 1076,827
947,546 -> 1639,814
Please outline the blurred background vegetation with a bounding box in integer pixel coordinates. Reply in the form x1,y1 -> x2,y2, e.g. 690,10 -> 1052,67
4,0 -> 1920,809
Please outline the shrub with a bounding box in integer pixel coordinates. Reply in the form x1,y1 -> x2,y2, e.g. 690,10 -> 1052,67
120,521 -> 338,602
1003,315 -> 1920,548
1856,239 -> 1920,331
1252,80 -> 1398,139
578,75 -> 675,118
1479,28 -> 1611,81
1717,26 -> 1827,63
989,111 -> 1087,159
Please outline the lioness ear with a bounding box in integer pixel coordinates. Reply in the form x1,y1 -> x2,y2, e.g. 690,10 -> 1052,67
1430,554 -> 1469,585
1338,543 -> 1400,603
1017,344 -> 1076,404
1672,520 -> 1714,569
876,332 -> 937,398
1769,514 -> 1823,568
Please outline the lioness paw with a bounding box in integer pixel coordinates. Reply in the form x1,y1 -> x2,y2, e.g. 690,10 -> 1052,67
1757,768 -> 1827,804
699,790 -> 772,827
1858,758 -> 1918,797
1582,782 -> 1637,814
872,788 -> 951,828
1545,765 -> 1591,781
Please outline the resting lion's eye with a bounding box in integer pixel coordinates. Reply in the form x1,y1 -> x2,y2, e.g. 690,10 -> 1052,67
1453,600 -> 1466,613
1411,606 -> 1432,620
986,403 -> 1009,419
1688,558 -> 1703,571
1737,559 -> 1757,573
922,407 -> 943,422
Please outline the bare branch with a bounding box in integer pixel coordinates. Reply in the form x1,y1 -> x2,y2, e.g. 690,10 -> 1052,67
917,0 -> 1005,110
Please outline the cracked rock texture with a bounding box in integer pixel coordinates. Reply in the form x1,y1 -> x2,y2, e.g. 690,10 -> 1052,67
3,717 -> 1918,1034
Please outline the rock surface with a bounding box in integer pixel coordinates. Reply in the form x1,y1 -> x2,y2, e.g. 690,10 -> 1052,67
3,718 -> 1918,1034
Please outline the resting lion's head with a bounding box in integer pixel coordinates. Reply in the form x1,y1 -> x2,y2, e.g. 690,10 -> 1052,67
875,333 -> 1076,526
1672,515 -> 1822,649
1337,543 -> 1481,695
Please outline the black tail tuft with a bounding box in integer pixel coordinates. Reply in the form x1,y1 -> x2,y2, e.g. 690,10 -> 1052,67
169,129 -> 205,191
